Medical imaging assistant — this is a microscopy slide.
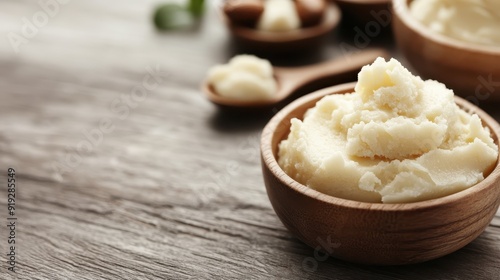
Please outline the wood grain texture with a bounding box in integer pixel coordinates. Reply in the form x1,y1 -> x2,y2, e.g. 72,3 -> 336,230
0,0 -> 499,279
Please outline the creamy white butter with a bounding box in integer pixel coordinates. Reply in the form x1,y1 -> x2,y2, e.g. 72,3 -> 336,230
278,58 -> 498,203
257,0 -> 300,32
410,0 -> 500,47
207,55 -> 277,101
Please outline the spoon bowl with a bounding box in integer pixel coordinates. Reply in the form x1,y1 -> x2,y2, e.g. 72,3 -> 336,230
202,49 -> 389,109
261,82 -> 500,265
222,3 -> 341,54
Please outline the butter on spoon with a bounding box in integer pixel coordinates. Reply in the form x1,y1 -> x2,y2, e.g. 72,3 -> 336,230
202,49 -> 390,108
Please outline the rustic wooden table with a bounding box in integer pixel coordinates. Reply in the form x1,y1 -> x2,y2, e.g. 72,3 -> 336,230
1,0 -> 499,279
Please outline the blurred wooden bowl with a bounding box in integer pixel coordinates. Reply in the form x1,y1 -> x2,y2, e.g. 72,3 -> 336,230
261,82 -> 500,265
222,3 -> 341,54
393,0 -> 500,101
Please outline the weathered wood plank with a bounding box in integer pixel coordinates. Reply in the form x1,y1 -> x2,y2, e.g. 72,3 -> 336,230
0,0 -> 499,279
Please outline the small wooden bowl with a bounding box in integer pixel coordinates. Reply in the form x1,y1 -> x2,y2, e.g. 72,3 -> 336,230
393,0 -> 500,101
261,82 -> 500,265
223,3 -> 341,54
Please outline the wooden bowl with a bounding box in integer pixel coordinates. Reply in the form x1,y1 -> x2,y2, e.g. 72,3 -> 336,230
393,0 -> 500,101
223,3 -> 341,54
261,82 -> 500,265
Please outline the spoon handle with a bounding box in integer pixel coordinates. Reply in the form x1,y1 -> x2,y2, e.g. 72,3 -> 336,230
275,49 -> 390,99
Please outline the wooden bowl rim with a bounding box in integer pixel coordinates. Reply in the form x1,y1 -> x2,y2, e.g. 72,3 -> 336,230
392,0 -> 500,55
261,82 -> 500,211
222,3 -> 341,43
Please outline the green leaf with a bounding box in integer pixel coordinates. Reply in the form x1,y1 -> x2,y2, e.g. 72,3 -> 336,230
187,0 -> 204,18
153,3 -> 193,30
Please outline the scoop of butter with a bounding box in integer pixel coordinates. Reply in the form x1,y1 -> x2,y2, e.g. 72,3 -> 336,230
257,0 -> 300,32
207,55 -> 277,101
278,57 -> 498,203
410,0 -> 500,47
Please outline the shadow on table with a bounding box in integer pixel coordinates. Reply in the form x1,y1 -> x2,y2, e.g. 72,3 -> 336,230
208,108 -> 275,133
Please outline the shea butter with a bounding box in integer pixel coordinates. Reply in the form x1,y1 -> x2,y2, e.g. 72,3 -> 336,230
410,0 -> 500,47
257,0 -> 301,32
207,55 -> 277,101
223,0 -> 326,30
278,58 -> 498,203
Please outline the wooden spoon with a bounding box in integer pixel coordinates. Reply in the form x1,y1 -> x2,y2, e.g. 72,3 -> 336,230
223,3 -> 342,54
202,48 -> 390,108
